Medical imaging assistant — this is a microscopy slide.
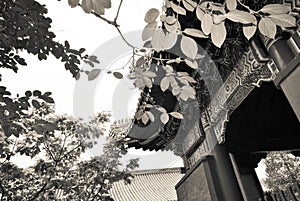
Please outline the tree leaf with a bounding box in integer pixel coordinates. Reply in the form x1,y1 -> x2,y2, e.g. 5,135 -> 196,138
258,17 -> 276,39
226,10 -> 257,24
151,28 -> 165,51
41,96 -> 54,103
169,112 -> 184,119
171,85 -> 180,96
213,14 -> 226,24
180,36 -> 198,59
259,4 -> 291,15
184,59 -> 198,69
170,2 -> 186,15
88,69 -> 101,81
196,6 -> 205,21
145,111 -> 155,122
160,113 -> 169,124
268,14 -> 296,28
25,91 -> 32,97
157,107 -> 167,114
201,13 -> 213,35
183,28 -> 208,38
243,25 -> 257,40
182,0 -> 197,12
142,22 -> 157,41
163,31 -> 178,50
141,113 -> 149,124
211,22 -> 227,48
144,8 -> 160,23
165,16 -> 177,25
97,0 -> 111,8
68,0 -> 80,8
32,100 -> 41,109
33,90 -> 41,97
160,77 -> 170,92
91,0 -> 105,15
135,57 -> 145,67
180,85 -> 195,101
82,0 -> 92,13
113,72 -> 123,79
226,0 -> 237,11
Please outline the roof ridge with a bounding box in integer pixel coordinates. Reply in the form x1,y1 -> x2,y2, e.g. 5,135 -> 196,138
130,167 -> 184,175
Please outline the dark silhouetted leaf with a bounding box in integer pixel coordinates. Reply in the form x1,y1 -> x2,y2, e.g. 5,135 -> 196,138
113,72 -> 123,79
32,100 -> 41,109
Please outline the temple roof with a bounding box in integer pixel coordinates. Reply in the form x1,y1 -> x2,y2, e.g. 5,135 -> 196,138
109,167 -> 184,201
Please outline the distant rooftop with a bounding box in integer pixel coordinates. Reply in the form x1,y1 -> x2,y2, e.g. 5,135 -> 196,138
109,167 -> 185,201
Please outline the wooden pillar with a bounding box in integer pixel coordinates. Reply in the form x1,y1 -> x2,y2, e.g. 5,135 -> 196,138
260,30 -> 300,121
176,129 -> 243,201
229,153 -> 264,201
205,130 -> 243,201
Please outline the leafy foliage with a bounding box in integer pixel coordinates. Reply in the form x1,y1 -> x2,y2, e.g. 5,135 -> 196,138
264,152 -> 300,191
0,106 -> 138,200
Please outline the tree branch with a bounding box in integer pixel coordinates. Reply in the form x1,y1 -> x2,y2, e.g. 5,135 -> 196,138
29,176 -> 52,201
114,0 -> 124,22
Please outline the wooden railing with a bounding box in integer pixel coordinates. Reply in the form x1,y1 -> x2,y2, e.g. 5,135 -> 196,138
259,183 -> 300,201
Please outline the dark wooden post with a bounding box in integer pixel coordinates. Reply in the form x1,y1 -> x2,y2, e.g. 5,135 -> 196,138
260,30 -> 300,121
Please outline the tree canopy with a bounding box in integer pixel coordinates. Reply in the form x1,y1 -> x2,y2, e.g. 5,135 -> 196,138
264,152 -> 300,191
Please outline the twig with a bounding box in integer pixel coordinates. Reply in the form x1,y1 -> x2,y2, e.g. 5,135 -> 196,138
115,26 -> 135,49
114,0 -> 124,22
237,0 -> 257,14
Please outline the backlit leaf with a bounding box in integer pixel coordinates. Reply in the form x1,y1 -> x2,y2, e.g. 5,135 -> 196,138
145,111 -> 155,122
92,0 -> 105,15
163,31 -> 178,50
182,0 -> 197,12
160,77 -> 170,92
258,17 -> 276,39
97,0 -> 111,8
157,107 -> 167,113
181,36 -> 198,59
201,14 -> 213,35
183,28 -> 208,38
226,10 -> 257,24
151,28 -> 165,51
243,25 -> 257,40
196,6 -> 205,21
142,113 -> 149,124
82,0 -> 92,13
165,16 -> 177,25
170,2 -> 186,15
226,0 -> 237,11
160,113 -> 169,124
68,0 -> 80,8
211,22 -> 227,48
142,22 -> 158,41
144,8 -> 160,23
184,59 -> 198,69
259,4 -> 291,15
269,14 -> 296,28
88,69 -> 101,81
169,112 -> 183,119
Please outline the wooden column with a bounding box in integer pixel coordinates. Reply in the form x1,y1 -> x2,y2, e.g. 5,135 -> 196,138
261,30 -> 300,122
229,153 -> 264,201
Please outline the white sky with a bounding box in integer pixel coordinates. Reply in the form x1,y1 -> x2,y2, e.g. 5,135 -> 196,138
2,0 -> 184,170
1,0 -> 266,182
